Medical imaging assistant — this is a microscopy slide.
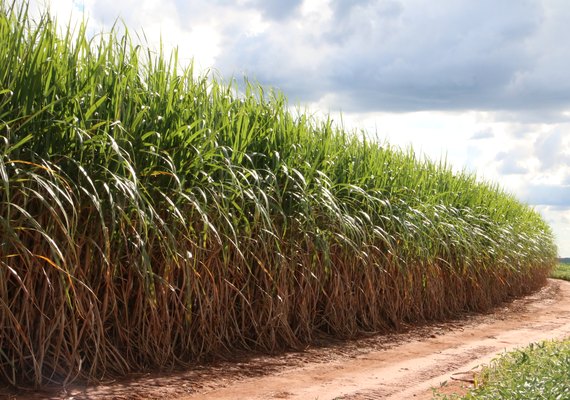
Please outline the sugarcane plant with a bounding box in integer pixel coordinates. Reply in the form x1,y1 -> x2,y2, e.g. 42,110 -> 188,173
0,0 -> 557,388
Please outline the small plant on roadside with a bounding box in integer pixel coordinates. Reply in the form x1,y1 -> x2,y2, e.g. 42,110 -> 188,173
435,340 -> 570,399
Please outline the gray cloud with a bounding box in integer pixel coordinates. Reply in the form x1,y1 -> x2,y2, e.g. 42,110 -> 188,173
245,0 -> 304,20
495,150 -> 530,175
215,0 -> 570,115
485,108 -> 570,126
498,161 -> 529,175
522,184 -> 570,206
325,0 -> 403,44
534,131 -> 567,170
470,129 -> 494,140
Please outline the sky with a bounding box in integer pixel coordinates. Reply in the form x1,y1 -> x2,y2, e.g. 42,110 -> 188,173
27,0 -> 570,256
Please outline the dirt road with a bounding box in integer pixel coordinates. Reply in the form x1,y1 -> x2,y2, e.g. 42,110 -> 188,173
176,279 -> 570,400
10,279 -> 570,400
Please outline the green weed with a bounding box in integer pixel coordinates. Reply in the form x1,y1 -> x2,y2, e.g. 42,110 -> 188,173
437,340 -> 570,399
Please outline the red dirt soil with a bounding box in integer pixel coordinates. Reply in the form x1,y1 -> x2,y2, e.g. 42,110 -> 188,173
4,279 -> 570,400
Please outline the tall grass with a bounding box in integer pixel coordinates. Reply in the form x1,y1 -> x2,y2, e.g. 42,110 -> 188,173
0,0 -> 557,388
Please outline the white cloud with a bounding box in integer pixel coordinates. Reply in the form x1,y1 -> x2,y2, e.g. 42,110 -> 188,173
27,0 -> 85,27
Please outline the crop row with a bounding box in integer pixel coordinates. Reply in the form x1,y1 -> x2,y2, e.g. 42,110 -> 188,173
0,1 -> 557,387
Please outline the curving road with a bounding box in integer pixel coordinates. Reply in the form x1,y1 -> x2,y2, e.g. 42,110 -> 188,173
179,279 -> 570,400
